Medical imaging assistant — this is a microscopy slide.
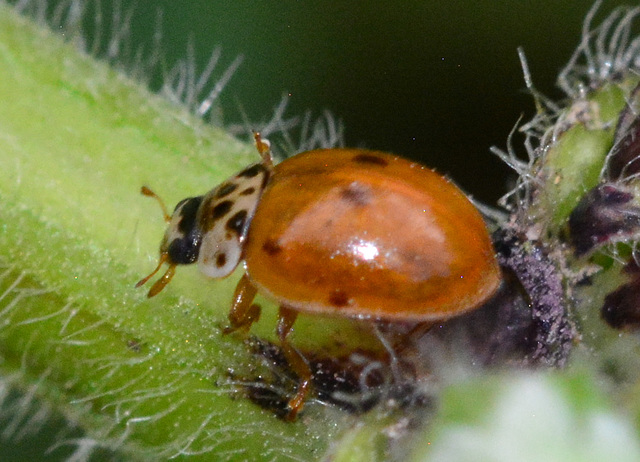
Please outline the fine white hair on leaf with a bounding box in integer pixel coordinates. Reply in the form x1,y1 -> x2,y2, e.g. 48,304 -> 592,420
491,117 -> 542,213
494,4 -> 640,216
558,1 -> 640,97
490,47 -> 563,215
7,0 -> 346,155
228,94 -> 345,158
161,40 -> 244,122
0,372 -> 106,461
195,54 -> 244,119
7,0 -> 242,127
0,262 -> 326,460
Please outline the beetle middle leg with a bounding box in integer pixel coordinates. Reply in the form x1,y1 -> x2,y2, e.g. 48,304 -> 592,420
276,305 -> 312,421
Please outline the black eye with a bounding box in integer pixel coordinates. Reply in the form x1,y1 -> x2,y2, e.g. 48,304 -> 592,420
168,234 -> 202,264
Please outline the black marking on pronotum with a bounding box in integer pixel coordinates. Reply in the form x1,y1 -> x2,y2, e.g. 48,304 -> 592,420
175,196 -> 203,234
211,200 -> 233,220
241,187 -> 256,196
173,197 -> 190,212
215,182 -> 239,199
352,153 -> 389,167
238,163 -> 266,178
226,210 -> 248,236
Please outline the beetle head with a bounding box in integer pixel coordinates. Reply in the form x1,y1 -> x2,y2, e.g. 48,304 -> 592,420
136,187 -> 203,297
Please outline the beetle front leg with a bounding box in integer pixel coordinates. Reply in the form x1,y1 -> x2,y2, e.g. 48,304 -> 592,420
276,305 -> 312,421
223,272 -> 261,334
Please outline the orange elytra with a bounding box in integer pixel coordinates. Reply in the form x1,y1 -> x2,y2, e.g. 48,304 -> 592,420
137,134 -> 501,420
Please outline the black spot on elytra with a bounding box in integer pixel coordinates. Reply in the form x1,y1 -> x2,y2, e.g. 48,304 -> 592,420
214,182 -> 238,199
352,153 -> 388,167
211,200 -> 233,220
238,164 -> 265,178
241,187 -> 256,196
329,290 -> 349,307
216,253 -> 227,268
226,210 -> 248,236
262,238 -> 282,256
340,182 -> 371,206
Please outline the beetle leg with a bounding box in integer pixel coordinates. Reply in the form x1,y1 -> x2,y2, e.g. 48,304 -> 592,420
223,273 -> 261,334
276,305 -> 311,421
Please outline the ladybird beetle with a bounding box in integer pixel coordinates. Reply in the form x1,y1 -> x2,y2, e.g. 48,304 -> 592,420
137,134 -> 501,420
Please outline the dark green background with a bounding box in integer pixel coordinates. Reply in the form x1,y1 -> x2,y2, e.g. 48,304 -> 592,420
115,0 -> 629,204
